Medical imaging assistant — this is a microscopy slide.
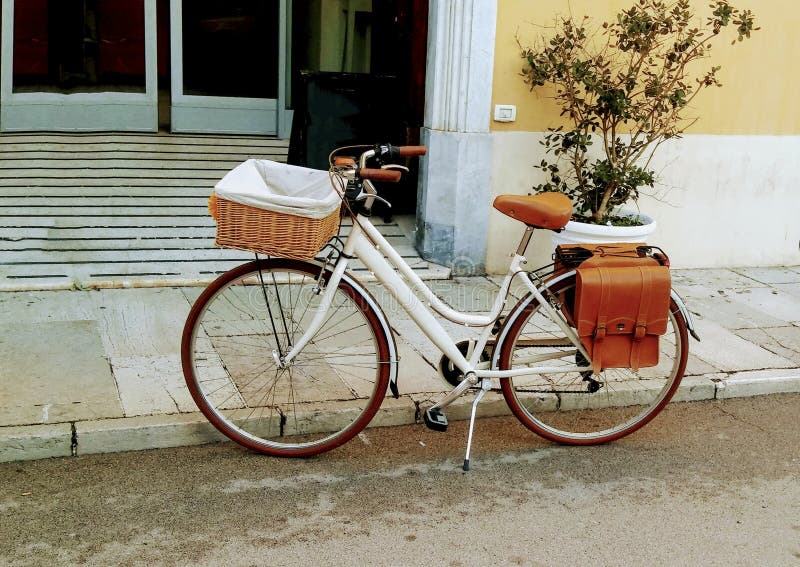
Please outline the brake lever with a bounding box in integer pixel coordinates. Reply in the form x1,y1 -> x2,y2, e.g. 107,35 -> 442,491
354,190 -> 392,208
381,164 -> 409,173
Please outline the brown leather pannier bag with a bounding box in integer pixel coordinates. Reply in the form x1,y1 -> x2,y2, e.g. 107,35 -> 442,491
564,243 -> 671,373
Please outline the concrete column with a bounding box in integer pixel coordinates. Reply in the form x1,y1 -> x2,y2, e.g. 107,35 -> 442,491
416,0 -> 497,275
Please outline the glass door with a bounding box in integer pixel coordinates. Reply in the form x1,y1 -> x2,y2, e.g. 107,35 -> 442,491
170,0 -> 284,135
0,0 -> 158,131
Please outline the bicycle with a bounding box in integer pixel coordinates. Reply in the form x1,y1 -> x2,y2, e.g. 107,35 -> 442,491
181,144 -> 699,470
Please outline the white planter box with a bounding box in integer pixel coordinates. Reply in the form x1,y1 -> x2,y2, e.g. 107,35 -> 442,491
552,211 -> 657,247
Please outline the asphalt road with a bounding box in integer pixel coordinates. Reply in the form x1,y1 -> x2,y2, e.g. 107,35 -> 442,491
1,394 -> 799,567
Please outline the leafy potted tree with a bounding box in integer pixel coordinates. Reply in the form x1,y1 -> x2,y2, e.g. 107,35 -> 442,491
519,0 -> 758,244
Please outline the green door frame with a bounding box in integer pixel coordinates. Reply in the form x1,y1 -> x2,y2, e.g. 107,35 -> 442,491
169,0 -> 289,136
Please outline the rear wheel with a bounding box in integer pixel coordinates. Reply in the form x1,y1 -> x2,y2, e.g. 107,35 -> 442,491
498,274 -> 689,445
181,259 -> 390,457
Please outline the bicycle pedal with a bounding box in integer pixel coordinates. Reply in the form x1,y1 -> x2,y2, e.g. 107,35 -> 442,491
423,407 -> 448,432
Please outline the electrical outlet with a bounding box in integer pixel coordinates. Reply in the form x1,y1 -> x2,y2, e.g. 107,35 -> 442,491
494,104 -> 516,122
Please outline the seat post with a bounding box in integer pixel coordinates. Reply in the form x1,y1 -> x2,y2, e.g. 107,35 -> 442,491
516,225 -> 534,256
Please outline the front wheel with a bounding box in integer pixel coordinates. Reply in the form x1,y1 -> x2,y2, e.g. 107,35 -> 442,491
181,259 -> 391,457
498,273 -> 689,445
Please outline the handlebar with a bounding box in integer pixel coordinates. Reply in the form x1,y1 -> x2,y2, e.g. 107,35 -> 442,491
329,143 -> 426,213
329,144 -> 427,183
329,143 -> 427,171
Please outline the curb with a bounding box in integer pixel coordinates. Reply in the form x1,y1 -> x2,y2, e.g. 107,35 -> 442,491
2,371 -> 799,463
0,423 -> 73,463
715,368 -> 800,399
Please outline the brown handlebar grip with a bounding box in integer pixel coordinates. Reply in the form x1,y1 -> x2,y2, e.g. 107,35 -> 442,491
397,145 -> 427,157
360,168 -> 402,183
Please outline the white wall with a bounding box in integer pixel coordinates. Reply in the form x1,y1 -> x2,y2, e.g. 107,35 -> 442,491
486,132 -> 800,273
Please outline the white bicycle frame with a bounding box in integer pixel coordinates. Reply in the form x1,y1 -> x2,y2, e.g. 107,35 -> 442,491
271,146 -> 696,469
282,213 -> 594,397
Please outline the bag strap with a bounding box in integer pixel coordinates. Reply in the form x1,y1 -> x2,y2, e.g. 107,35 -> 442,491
592,267 -> 613,373
629,267 -> 653,371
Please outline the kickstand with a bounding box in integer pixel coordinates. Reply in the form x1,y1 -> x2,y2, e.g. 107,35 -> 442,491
463,380 -> 490,471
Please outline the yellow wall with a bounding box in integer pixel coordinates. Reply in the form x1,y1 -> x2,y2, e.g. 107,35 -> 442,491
492,0 -> 800,135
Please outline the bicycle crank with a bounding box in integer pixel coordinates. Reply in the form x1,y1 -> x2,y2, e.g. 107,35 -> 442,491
438,339 -> 492,388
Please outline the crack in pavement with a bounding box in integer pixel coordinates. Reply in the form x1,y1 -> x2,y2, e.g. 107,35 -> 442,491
714,404 -> 769,433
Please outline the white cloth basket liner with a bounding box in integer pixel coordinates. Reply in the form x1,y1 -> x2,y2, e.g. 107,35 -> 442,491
214,159 -> 339,220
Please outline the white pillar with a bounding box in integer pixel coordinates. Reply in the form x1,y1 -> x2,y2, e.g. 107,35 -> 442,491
417,0 -> 497,275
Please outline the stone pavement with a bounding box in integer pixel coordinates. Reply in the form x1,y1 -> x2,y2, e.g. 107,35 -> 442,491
2,266 -> 800,463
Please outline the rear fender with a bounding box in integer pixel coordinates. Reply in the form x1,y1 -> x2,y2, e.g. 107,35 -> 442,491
670,289 -> 701,341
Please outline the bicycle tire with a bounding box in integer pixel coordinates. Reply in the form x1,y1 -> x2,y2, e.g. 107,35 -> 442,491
181,259 -> 391,457
497,273 -> 689,445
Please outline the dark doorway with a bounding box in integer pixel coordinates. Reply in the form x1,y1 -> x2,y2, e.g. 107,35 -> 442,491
371,0 -> 428,140
289,0 -> 428,216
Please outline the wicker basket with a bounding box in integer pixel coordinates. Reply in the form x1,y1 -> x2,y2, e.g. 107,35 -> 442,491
209,193 -> 341,260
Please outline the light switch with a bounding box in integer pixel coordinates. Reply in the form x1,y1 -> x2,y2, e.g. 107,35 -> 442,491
494,104 -> 517,122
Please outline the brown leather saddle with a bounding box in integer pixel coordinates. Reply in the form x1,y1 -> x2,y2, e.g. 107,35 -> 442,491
492,193 -> 572,230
